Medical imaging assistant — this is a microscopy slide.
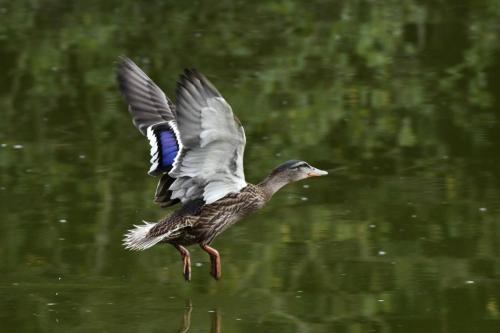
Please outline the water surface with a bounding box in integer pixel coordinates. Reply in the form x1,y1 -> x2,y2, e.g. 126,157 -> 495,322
1,1 -> 500,332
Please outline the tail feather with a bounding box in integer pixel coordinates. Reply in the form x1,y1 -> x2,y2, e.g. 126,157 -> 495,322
123,221 -> 165,251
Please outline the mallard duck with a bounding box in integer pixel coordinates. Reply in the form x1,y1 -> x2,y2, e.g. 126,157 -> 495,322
116,56 -> 327,281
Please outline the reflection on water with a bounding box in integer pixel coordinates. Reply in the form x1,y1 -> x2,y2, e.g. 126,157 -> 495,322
177,300 -> 193,333
1,0 -> 500,332
176,301 -> 221,333
209,308 -> 222,333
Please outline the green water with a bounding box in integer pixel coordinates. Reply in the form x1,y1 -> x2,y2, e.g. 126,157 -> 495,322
1,1 -> 500,332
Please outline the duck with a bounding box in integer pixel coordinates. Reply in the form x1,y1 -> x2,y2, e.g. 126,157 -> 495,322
116,56 -> 327,281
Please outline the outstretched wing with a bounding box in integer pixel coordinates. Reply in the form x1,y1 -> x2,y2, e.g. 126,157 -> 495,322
168,69 -> 247,204
116,56 -> 175,134
116,56 -> 180,207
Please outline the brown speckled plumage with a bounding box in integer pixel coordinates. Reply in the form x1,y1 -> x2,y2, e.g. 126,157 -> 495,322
150,184 -> 267,246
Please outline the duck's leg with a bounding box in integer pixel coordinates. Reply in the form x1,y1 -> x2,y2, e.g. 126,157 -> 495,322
200,244 -> 221,280
174,245 -> 191,281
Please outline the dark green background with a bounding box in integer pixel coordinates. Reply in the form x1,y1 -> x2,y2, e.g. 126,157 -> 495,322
1,1 -> 499,332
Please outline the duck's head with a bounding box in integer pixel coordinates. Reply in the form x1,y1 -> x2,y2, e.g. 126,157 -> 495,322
271,160 -> 328,181
261,160 -> 328,196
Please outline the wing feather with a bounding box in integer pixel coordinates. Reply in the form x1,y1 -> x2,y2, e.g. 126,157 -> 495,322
117,56 -> 180,207
169,69 -> 247,204
117,58 -> 246,206
116,56 -> 175,135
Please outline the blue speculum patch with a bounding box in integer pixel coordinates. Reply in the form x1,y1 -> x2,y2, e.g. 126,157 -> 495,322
160,130 -> 179,167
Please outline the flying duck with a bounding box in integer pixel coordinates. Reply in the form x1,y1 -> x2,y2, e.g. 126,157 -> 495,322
116,56 -> 327,281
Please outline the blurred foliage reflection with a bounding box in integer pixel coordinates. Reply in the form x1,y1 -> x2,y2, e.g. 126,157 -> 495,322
1,1 -> 500,332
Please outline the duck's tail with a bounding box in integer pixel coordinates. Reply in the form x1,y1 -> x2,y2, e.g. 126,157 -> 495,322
123,221 -> 165,251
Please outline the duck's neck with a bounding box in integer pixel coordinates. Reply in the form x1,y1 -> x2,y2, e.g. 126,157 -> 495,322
258,173 -> 289,199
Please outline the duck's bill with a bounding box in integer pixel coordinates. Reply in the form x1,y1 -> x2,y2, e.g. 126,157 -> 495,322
307,167 -> 328,177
